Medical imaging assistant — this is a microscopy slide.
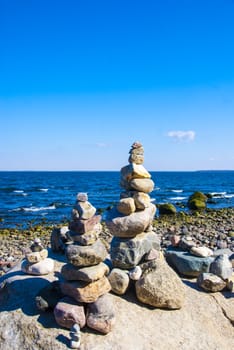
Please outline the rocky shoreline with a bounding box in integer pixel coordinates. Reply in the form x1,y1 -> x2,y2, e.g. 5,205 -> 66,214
1,207 -> 233,276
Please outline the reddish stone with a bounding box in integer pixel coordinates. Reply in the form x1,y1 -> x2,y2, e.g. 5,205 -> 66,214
69,215 -> 101,234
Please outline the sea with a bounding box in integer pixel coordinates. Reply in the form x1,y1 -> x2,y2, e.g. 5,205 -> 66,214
0,171 -> 234,228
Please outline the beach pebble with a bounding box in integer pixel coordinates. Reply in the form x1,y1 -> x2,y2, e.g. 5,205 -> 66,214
54,296 -> 85,329
108,268 -> 130,295
129,266 -> 142,280
190,246 -> 213,258
197,273 -> 226,292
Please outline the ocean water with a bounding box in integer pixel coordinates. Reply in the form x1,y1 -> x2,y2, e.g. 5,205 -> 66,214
0,171 -> 234,228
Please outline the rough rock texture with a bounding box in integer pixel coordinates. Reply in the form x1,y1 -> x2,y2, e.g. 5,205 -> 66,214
61,262 -> 109,282
108,268 -> 130,295
0,251 -> 233,350
54,296 -> 86,329
86,294 -> 115,334
111,231 -> 160,269
135,259 -> 185,309
106,204 -> 156,238
66,240 -> 108,267
197,273 -> 227,292
60,276 -> 111,303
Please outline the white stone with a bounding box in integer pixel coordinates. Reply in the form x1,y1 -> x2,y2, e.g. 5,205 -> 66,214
190,246 -> 213,258
129,266 -> 142,280
21,258 -> 54,275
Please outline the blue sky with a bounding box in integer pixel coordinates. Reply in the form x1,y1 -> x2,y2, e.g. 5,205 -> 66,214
0,0 -> 234,171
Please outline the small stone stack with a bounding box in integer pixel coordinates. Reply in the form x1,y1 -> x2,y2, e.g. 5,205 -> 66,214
55,193 -> 115,334
106,142 -> 160,294
21,238 -> 54,275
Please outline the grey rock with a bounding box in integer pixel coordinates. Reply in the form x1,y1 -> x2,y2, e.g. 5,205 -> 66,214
165,247 -> 214,277
111,231 -> 160,269
66,240 -> 108,267
86,294 -> 115,334
197,273 -> 227,292
108,268 -> 130,295
209,254 -> 233,280
61,262 -> 109,282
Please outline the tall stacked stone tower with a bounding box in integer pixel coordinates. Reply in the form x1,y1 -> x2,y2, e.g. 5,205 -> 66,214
106,142 -> 160,294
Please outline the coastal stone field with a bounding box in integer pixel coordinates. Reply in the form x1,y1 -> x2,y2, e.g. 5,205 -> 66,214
1,207 -> 234,276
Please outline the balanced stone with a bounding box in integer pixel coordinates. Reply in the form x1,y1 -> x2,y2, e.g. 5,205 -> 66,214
108,268 -> 130,295
70,323 -> 81,349
66,239 -> 108,267
61,262 -> 109,282
117,198 -> 136,215
69,215 -> 101,234
190,246 -> 213,258
86,294 -> 115,334
50,226 -> 71,253
54,296 -> 86,329
133,192 -> 151,210
129,178 -> 155,193
128,141 -> 144,165
111,231 -> 160,269
72,201 -> 96,220
106,203 -> 156,238
60,276 -> 111,303
69,223 -> 102,245
25,249 -> 48,264
135,259 -> 185,309
21,258 -> 54,276
121,163 -> 151,181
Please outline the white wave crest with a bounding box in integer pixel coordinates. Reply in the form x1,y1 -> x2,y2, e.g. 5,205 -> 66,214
39,188 -> 49,192
13,190 -> 24,193
23,205 -> 56,212
171,189 -> 183,193
170,196 -> 187,201
210,192 -> 226,197
224,194 -> 234,198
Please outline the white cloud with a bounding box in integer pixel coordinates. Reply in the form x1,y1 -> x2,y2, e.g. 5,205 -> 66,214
167,130 -> 196,142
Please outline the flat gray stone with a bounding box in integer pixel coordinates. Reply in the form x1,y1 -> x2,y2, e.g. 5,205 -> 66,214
165,247 -> 214,277
66,240 -> 108,267
61,262 -> 109,282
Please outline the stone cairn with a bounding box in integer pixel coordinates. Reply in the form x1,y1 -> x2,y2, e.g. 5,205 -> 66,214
22,238 -> 54,276
106,141 -> 185,308
53,192 -> 115,335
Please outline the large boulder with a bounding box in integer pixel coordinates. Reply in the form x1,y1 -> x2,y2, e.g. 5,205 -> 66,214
135,259 -> 185,309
